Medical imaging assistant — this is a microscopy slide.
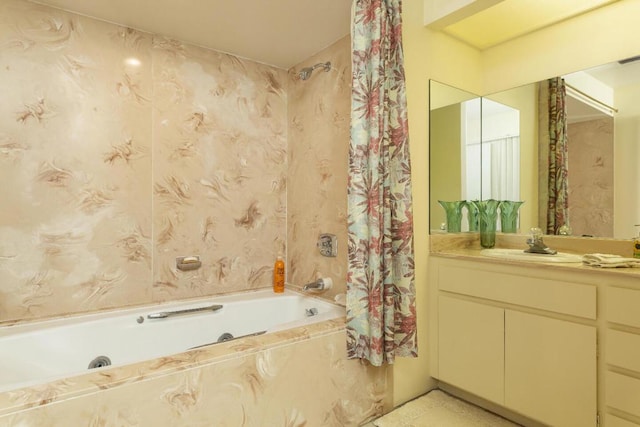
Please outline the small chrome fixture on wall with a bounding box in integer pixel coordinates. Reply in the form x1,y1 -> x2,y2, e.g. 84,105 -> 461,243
317,233 -> 337,257
298,61 -> 331,80
176,256 -> 201,271
303,277 -> 333,292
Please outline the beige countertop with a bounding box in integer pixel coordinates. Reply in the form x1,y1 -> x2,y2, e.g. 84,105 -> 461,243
430,233 -> 640,279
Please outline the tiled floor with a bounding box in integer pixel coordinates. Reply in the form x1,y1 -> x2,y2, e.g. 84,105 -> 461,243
363,390 -> 519,427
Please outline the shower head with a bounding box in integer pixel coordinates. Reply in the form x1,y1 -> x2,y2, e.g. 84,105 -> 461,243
298,61 -> 331,80
298,67 -> 314,81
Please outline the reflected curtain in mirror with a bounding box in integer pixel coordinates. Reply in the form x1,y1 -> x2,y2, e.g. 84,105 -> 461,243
347,0 -> 417,366
546,77 -> 569,234
484,135 -> 520,200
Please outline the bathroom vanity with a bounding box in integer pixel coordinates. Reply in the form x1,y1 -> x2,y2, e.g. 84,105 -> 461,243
429,243 -> 640,427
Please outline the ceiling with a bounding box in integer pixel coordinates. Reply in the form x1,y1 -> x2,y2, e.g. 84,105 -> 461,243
32,0 -> 351,69
440,0 -> 618,50
586,58 -> 640,89
566,57 -> 640,123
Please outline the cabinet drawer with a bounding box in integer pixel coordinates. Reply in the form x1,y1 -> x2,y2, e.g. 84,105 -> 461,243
608,287 -> 640,328
608,329 -> 640,372
606,371 -> 640,418
438,264 -> 596,319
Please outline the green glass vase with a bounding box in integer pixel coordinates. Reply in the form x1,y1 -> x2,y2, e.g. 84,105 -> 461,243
438,200 -> 464,233
465,200 -> 479,232
499,201 -> 524,233
470,199 -> 500,248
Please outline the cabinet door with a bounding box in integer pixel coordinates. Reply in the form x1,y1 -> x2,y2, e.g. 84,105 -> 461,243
505,310 -> 596,427
438,295 -> 504,404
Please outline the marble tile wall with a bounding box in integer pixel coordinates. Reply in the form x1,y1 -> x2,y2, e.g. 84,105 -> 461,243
151,37 -> 287,301
567,117 -> 614,238
0,3 -> 385,425
0,0 -> 154,321
287,37 -> 350,301
0,0 -> 289,321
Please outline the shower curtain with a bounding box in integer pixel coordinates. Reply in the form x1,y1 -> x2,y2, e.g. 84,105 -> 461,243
346,0 -> 417,366
547,77 -> 569,234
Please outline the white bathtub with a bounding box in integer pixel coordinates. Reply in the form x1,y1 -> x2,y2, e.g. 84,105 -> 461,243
0,289 -> 344,393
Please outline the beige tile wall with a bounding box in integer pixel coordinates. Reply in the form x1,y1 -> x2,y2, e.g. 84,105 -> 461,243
0,3 -> 383,424
0,0 -> 354,322
151,37 -> 287,301
0,1 -> 155,321
287,37 -> 350,300
567,117 -> 614,238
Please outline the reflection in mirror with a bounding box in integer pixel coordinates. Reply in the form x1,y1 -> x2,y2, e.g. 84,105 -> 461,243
429,57 -> 640,240
429,81 -> 524,233
483,83 -> 536,234
479,98 -> 520,202
429,81 -> 479,232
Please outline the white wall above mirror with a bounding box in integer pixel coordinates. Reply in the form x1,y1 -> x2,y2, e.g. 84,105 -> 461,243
430,56 -> 640,240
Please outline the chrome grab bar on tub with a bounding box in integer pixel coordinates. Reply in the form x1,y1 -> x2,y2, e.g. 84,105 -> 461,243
147,304 -> 223,320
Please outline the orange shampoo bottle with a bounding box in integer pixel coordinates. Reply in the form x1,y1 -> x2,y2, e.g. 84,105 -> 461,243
273,256 -> 285,293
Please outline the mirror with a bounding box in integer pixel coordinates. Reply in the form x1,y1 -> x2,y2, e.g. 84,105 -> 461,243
429,82 -> 479,232
430,57 -> 640,239
429,81 -> 526,232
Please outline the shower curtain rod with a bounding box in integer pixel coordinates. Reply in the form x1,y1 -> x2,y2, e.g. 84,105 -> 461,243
565,83 -> 618,115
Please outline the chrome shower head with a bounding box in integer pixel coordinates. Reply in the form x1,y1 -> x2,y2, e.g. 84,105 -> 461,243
298,67 -> 314,81
298,61 -> 331,80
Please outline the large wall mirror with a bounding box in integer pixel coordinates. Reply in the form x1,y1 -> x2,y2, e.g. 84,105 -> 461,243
430,57 -> 640,240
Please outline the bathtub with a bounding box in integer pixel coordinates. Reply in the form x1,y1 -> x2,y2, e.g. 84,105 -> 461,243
0,289 -> 388,425
0,289 -> 344,393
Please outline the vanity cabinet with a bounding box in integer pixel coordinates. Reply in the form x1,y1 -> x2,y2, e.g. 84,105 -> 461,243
439,295 -> 504,404
605,286 -> 640,424
505,310 -> 596,427
431,257 -> 597,427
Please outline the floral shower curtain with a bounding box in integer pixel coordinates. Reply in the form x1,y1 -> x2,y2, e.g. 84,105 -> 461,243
347,0 -> 417,366
547,77 -> 569,234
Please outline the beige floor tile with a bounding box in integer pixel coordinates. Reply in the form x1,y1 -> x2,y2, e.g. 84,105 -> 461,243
371,390 -> 519,427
